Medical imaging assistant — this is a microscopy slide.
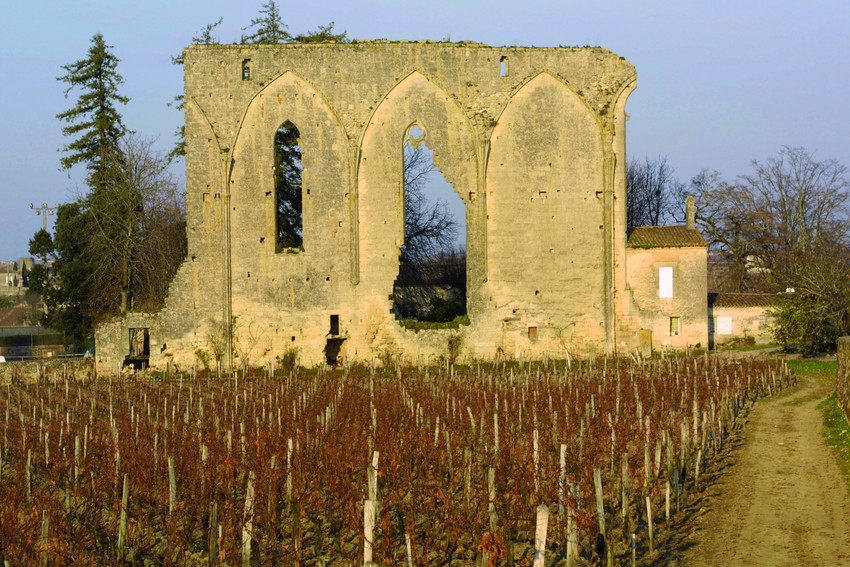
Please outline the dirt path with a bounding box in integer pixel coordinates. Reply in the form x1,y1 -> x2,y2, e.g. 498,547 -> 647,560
679,374 -> 850,566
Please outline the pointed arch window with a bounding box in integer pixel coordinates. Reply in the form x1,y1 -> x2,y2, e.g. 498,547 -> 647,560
393,123 -> 467,323
274,121 -> 303,251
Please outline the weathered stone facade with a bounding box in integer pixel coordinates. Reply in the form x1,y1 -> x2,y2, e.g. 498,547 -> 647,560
95,41 -> 708,371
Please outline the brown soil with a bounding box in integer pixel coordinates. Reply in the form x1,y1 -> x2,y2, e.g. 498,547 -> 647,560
678,373 -> 850,566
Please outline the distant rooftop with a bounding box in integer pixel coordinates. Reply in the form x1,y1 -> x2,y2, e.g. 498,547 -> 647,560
708,292 -> 776,308
627,225 -> 706,249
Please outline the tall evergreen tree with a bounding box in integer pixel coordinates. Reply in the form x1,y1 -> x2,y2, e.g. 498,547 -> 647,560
56,33 -> 129,189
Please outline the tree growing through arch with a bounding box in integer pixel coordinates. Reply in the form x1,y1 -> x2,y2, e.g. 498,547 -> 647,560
393,125 -> 466,322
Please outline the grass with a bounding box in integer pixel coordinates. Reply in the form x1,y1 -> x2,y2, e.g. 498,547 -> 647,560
398,314 -> 470,331
818,394 -> 850,496
787,359 -> 837,386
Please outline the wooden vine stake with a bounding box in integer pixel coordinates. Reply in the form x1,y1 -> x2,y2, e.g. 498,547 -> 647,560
593,467 -> 613,567
40,510 -> 49,567
487,466 -> 498,533
118,473 -> 129,562
566,483 -> 579,567
209,501 -> 219,565
242,471 -> 256,567
26,449 -> 32,500
286,438 -> 294,508
364,451 -> 380,566
645,495 -> 654,553
532,504 -> 549,567
621,453 -> 630,535
168,456 -> 177,514
405,533 -> 413,567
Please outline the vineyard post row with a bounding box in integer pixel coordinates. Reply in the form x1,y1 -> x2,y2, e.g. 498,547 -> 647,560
0,355 -> 793,566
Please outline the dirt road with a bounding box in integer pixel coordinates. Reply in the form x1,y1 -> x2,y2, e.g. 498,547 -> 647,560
678,374 -> 850,566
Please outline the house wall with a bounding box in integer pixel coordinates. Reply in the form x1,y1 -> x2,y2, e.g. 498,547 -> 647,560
709,305 -> 773,346
625,246 -> 708,350
96,42 -> 642,372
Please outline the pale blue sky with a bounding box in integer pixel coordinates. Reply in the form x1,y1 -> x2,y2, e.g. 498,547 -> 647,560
1,0 -> 847,259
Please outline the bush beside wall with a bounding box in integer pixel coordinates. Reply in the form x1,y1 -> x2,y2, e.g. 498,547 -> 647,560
837,337 -> 850,421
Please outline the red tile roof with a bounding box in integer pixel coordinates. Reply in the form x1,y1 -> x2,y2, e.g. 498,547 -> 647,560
627,225 -> 707,248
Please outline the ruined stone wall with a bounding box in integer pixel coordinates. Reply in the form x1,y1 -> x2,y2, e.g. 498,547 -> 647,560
625,246 -> 709,350
96,42 -> 639,372
0,358 -> 94,383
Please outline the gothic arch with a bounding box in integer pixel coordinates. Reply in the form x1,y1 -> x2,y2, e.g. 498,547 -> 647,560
356,71 -> 482,309
486,71 -> 607,335
227,71 -> 350,311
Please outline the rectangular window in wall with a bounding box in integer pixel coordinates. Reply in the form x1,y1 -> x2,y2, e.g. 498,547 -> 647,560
659,266 -> 674,298
717,316 -> 733,335
670,317 -> 680,336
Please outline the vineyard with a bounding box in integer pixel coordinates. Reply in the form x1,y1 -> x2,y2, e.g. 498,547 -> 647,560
0,355 -> 792,566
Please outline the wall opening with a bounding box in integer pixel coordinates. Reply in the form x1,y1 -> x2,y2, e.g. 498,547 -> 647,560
392,124 -> 467,324
125,328 -> 150,369
325,314 -> 345,365
499,56 -> 508,77
241,59 -> 252,80
274,121 -> 303,251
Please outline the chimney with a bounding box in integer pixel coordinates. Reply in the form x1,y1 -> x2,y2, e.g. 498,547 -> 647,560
685,195 -> 695,230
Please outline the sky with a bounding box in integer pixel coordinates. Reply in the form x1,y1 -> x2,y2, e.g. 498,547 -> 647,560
0,0 -> 848,260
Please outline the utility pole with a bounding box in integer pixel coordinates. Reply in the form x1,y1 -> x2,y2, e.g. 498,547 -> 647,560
29,203 -> 58,231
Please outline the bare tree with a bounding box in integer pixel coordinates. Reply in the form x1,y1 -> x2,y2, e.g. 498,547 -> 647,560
687,146 -> 850,351
678,170 -> 769,292
626,156 -> 679,231
740,146 -> 849,270
393,142 -> 464,321
399,142 -> 458,274
85,135 -> 186,314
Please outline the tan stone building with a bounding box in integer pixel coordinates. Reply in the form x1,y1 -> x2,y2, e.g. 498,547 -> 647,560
625,225 -> 709,353
95,41 -> 710,371
708,293 -> 775,348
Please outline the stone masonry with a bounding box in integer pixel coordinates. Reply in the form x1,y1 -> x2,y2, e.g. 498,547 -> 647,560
94,41 -> 702,371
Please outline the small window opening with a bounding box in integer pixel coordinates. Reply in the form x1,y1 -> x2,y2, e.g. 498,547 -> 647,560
242,59 -> 252,80
528,326 -> 538,339
329,314 -> 340,336
499,56 -> 508,77
274,121 -> 303,252
669,317 -> 681,336
659,266 -> 674,298
392,124 -> 467,325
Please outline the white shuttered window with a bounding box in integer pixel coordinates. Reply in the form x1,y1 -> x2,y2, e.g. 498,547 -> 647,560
659,267 -> 674,298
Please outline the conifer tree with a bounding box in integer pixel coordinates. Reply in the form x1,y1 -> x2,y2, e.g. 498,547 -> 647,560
56,33 -> 129,189
241,1 -> 290,44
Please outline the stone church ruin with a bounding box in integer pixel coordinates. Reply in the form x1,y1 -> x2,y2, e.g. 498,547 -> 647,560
96,41 -> 708,372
